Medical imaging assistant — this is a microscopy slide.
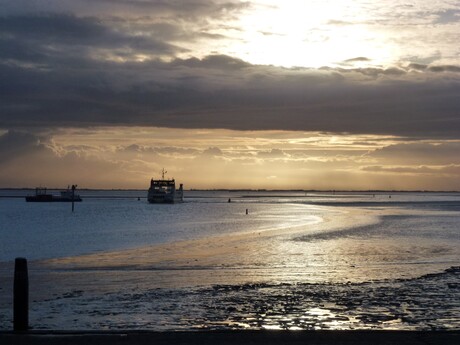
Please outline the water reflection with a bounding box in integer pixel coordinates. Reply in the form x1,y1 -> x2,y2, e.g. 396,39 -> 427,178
1,192 -> 459,330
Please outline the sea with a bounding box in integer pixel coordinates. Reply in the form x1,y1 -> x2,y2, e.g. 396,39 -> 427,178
0,189 -> 459,330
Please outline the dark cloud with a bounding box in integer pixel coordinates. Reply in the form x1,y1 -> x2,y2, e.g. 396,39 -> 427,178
1,4 -> 460,140
407,63 -> 428,71
1,53 -> 460,138
172,55 -> 251,70
0,130 -> 44,162
428,65 -> 460,73
91,0 -> 251,20
0,0 -> 250,20
342,57 -> 371,64
0,14 -> 181,65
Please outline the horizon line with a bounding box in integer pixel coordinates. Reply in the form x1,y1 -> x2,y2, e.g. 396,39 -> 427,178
1,187 -> 459,193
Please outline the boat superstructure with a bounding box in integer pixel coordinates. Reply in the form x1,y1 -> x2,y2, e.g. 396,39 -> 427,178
147,170 -> 183,203
25,186 -> 82,202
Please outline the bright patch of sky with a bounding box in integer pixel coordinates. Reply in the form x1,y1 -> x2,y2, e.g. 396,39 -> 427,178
179,0 -> 460,68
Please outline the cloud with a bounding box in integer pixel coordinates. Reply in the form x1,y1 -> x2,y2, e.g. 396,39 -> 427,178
370,142 -> 460,165
0,130 -> 152,188
119,144 -> 198,157
172,55 -> 252,70
428,65 -> 460,73
1,3 -> 460,140
339,57 -> 372,66
361,165 -> 458,175
0,14 -> 182,64
434,9 -> 460,24
345,57 -> 371,63
1,50 -> 460,138
0,0 -> 250,20
257,148 -> 286,158
0,130 -> 44,162
2,127 -> 460,190
202,147 -> 223,156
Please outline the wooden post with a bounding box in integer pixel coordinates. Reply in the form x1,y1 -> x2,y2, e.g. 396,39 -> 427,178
14,257 -> 29,331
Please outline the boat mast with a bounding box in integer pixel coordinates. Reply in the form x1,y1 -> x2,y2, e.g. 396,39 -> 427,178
161,168 -> 167,179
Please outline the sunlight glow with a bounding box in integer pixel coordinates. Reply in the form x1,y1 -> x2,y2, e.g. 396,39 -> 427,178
224,1 -> 398,68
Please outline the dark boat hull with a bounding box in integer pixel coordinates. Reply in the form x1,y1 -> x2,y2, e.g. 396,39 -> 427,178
25,196 -> 82,202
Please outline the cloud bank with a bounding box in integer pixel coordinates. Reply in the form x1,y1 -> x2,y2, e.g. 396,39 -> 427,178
1,128 -> 459,190
0,2 -> 459,139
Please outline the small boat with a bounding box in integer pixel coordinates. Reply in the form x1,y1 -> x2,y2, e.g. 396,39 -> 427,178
26,186 -> 82,202
147,170 -> 183,204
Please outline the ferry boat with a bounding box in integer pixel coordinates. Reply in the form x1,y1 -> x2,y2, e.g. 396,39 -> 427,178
25,186 -> 82,202
147,170 -> 183,203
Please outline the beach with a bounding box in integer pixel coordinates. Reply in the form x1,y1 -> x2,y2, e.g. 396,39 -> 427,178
1,191 -> 459,331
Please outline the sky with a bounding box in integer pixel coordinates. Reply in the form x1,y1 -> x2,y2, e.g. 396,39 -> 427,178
0,0 -> 459,190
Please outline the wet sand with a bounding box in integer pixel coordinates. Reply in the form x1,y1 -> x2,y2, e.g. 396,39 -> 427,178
41,205 -> 377,272
37,204 -> 457,284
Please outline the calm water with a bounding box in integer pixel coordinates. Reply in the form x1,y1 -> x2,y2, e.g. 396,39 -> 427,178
0,190 -> 325,261
0,190 -> 459,330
